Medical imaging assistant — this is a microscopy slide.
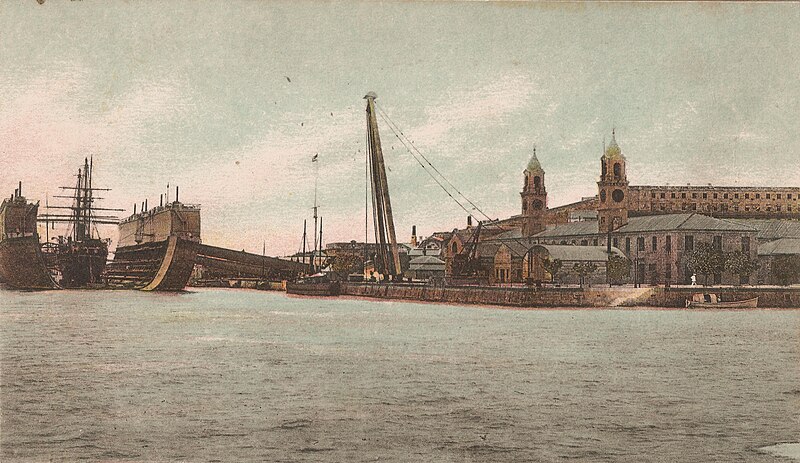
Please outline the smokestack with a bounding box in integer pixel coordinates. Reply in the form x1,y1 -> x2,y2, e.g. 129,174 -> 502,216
18,181 -> 22,197
145,199 -> 148,211
134,204 -> 137,215
175,186 -> 179,203
160,194 -> 163,207
411,225 -> 418,247
467,216 -> 473,228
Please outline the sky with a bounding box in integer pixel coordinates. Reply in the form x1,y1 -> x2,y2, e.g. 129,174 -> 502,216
2,1 -> 799,256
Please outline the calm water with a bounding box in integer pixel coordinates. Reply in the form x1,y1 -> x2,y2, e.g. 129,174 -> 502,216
1,289 -> 799,462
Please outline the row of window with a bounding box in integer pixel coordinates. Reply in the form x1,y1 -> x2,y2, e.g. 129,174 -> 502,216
649,190 -> 798,201
649,203 -> 796,213
546,235 -> 752,254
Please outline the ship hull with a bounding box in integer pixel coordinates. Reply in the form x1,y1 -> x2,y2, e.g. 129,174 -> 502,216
104,236 -> 198,291
46,241 -> 108,289
286,280 -> 340,297
0,236 -> 59,290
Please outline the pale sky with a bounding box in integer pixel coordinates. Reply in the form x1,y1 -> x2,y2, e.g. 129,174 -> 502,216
2,1 -> 799,255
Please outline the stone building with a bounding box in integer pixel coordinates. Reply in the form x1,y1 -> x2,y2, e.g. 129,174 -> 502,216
441,129 -> 800,286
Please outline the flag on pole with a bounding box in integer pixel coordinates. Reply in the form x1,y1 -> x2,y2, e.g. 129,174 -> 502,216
311,154 -> 318,162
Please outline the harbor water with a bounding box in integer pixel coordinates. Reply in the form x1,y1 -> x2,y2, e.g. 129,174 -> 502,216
1,289 -> 799,462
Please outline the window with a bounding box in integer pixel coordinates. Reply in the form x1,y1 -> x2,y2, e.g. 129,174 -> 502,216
703,193 -> 708,199
724,193 -> 729,199
660,192 -> 666,199
681,192 -> 686,199
593,239 -> 599,246
581,240 -> 588,246
789,194 -> 793,200
613,163 -> 621,177
713,235 -> 722,251
735,193 -> 739,199
766,193 -> 771,199
742,236 -> 750,253
651,192 -> 656,199
625,238 -> 631,253
685,235 -> 694,252
666,265 -> 672,282
756,193 -> 761,199
777,194 -> 782,199
666,235 -> 672,253
652,236 -> 658,252
637,237 -> 645,252
745,193 -> 750,199
671,192 -> 676,199
452,242 -> 458,253
692,193 -> 698,199
613,237 -> 619,248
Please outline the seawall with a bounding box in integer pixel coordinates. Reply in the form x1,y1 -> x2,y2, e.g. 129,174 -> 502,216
340,283 -> 800,308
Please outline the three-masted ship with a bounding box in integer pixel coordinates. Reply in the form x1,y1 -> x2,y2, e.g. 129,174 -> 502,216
0,182 -> 59,290
103,186 -> 201,291
39,158 -> 120,288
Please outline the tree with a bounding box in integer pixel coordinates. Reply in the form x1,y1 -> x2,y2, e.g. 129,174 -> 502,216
724,251 -> 759,285
541,257 -> 563,284
770,255 -> 800,286
572,261 -> 598,288
331,251 -> 364,276
606,255 -> 631,286
686,242 -> 725,286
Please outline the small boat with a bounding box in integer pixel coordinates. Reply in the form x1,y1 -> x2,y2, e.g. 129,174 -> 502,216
686,293 -> 758,309
286,274 -> 340,297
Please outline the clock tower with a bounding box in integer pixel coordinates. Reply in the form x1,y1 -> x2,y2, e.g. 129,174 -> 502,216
597,130 -> 629,233
521,148 -> 547,237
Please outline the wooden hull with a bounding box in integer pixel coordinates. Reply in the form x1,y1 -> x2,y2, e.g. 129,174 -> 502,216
104,236 -> 198,291
0,236 -> 59,290
687,297 -> 759,309
286,281 -> 340,297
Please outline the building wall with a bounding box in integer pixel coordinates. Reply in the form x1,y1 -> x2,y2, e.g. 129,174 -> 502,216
535,229 -> 758,286
118,203 -> 201,248
628,186 -> 800,219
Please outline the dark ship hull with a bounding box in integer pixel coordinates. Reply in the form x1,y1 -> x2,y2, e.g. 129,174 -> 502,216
0,236 -> 59,290
45,240 -> 108,288
286,279 -> 340,296
105,236 -> 198,291
0,187 -> 59,290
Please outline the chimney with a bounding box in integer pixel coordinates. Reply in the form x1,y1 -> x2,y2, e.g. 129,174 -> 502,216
411,225 -> 418,247
467,216 -> 473,228
160,194 -> 163,207
145,199 -> 148,211
134,204 -> 137,215
175,186 -> 179,203
18,181 -> 22,197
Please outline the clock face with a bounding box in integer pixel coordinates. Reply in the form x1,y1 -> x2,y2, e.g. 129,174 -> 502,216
532,199 -> 544,210
612,189 -> 625,203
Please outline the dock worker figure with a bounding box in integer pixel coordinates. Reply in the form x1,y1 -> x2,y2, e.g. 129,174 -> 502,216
691,273 -> 697,286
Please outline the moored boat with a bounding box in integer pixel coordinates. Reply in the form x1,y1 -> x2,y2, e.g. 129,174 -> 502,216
686,293 -> 759,309
0,183 -> 59,290
286,275 -> 340,296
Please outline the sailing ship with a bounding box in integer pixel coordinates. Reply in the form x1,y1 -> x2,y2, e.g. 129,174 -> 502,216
0,182 -> 59,290
39,158 -> 120,288
286,92 -> 402,296
103,186 -> 201,291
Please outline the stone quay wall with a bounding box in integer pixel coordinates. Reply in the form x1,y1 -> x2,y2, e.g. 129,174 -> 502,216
340,282 -> 800,308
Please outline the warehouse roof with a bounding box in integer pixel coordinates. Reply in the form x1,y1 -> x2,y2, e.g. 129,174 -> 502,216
757,238 -> 800,256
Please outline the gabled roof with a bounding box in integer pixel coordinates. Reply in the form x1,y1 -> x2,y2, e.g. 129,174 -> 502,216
533,221 -> 600,238
758,238 -> 800,256
617,213 -> 755,233
409,255 -> 446,267
535,244 -> 623,262
729,219 -> 800,241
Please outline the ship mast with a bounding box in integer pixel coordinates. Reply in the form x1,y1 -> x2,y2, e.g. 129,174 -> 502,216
364,92 -> 402,279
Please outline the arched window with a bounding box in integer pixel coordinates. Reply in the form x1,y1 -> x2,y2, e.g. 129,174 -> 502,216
602,162 -> 607,177
533,176 -> 541,188
451,242 -> 458,253
613,163 -> 621,177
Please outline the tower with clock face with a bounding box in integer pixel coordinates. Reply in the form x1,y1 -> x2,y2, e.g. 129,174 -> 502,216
521,148 -> 547,237
597,130 -> 629,234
